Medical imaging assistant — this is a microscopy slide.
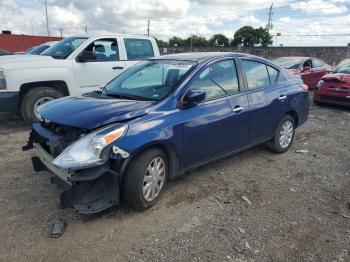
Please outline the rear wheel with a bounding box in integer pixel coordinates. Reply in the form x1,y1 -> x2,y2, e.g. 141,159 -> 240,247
21,87 -> 63,123
266,115 -> 295,154
122,148 -> 168,211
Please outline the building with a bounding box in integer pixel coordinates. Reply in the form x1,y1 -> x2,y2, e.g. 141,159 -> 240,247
0,32 -> 62,52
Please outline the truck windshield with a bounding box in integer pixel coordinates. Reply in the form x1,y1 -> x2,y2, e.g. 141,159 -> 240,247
41,37 -> 87,59
104,60 -> 196,101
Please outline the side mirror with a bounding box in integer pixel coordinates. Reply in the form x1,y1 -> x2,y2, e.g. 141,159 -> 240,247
76,51 -> 95,62
183,89 -> 206,106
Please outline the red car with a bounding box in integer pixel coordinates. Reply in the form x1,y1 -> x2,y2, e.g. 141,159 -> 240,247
314,59 -> 350,107
273,57 -> 332,88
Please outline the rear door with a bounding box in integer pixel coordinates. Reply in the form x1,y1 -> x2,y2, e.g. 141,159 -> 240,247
311,59 -> 328,87
239,59 -> 287,144
300,59 -> 314,87
181,59 -> 249,167
73,38 -> 125,94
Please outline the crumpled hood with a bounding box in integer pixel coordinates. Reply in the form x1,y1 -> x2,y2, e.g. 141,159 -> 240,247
38,96 -> 156,129
322,73 -> 350,83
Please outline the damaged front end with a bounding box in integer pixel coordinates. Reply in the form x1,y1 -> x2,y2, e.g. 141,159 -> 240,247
23,122 -> 130,214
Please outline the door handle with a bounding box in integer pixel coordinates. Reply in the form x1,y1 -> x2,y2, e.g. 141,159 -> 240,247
278,95 -> 287,101
112,66 -> 124,70
232,106 -> 245,113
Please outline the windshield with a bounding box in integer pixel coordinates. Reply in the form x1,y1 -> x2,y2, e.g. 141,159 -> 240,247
41,37 -> 87,59
273,57 -> 303,69
335,59 -> 350,74
104,60 -> 196,101
28,45 -> 49,55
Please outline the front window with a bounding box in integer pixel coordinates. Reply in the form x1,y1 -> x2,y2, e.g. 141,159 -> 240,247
335,59 -> 350,74
104,60 -> 196,101
187,60 -> 239,101
41,37 -> 87,59
79,38 -> 119,62
273,57 -> 302,69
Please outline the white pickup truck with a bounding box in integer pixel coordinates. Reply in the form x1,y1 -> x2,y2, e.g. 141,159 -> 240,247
0,35 -> 160,122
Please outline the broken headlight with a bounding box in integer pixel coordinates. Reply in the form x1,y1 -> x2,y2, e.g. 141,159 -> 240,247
53,124 -> 128,170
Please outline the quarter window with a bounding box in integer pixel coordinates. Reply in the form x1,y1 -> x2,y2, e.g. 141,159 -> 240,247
125,39 -> 154,60
267,66 -> 279,84
242,60 -> 270,89
188,60 -> 239,100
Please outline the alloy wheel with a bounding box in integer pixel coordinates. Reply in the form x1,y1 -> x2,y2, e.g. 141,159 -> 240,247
279,120 -> 294,149
143,157 -> 166,202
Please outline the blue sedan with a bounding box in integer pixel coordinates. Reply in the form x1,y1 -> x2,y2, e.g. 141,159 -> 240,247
24,52 -> 310,214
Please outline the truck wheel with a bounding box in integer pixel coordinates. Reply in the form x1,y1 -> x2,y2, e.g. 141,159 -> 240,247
266,115 -> 295,154
21,87 -> 63,123
122,148 -> 168,211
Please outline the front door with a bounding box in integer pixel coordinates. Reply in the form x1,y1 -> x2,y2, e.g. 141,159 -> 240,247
181,59 -> 249,167
73,38 -> 125,95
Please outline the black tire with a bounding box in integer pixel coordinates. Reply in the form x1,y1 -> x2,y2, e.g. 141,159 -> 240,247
21,87 -> 63,123
122,148 -> 168,211
266,115 -> 295,154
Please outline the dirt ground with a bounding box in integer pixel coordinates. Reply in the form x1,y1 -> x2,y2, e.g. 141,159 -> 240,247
0,94 -> 349,262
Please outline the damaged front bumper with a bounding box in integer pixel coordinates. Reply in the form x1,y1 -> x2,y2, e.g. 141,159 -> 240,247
24,125 -> 122,214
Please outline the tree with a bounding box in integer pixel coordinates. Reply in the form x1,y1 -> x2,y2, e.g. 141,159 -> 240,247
209,34 -> 230,47
155,38 -> 168,48
185,35 -> 209,47
231,26 -> 272,47
255,27 -> 273,47
168,36 -> 186,47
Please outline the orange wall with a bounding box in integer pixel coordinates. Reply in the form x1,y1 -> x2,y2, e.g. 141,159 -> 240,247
0,34 -> 62,52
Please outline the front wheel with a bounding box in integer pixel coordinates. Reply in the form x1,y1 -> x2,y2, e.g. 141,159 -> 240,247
21,87 -> 63,123
122,148 -> 168,211
266,115 -> 295,154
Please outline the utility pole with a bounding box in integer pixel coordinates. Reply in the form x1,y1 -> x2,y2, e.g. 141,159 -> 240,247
44,0 -> 50,36
267,3 -> 273,34
191,36 -> 193,52
85,25 -> 88,34
59,28 -> 63,38
147,18 -> 150,36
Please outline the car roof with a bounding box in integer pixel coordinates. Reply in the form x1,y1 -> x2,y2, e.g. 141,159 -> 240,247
68,34 -> 155,39
154,52 -> 264,63
276,56 -> 311,60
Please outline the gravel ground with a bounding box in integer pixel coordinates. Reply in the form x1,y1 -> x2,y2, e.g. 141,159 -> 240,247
0,95 -> 349,262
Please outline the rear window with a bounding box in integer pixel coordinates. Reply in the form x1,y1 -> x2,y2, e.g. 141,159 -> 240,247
124,38 -> 154,60
242,60 -> 270,89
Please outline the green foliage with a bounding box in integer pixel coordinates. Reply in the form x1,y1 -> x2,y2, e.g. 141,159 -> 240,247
155,38 -> 168,48
209,34 -> 230,47
231,26 -> 272,47
168,36 -> 186,47
185,35 -> 209,47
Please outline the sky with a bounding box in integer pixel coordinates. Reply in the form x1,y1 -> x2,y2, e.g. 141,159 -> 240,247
1,0 -> 350,46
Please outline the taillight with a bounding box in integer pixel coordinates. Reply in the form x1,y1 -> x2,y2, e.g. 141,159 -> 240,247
300,83 -> 309,91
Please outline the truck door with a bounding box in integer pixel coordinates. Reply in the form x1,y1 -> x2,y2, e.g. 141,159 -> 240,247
73,38 -> 125,94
